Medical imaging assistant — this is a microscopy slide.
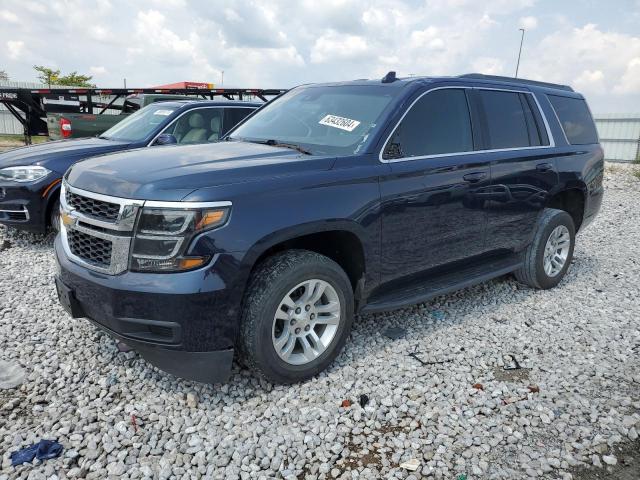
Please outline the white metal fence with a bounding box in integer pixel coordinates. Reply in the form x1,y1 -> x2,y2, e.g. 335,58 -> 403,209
595,114 -> 640,163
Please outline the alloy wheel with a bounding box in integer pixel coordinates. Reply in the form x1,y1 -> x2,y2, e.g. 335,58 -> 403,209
272,279 -> 341,365
543,225 -> 571,277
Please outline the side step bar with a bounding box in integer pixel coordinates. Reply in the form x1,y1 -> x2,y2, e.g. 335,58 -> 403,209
361,255 -> 523,314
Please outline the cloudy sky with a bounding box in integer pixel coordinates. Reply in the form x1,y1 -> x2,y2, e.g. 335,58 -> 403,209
1,0 -> 639,112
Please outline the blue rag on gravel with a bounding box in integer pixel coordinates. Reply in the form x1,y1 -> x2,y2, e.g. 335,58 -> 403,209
10,440 -> 63,466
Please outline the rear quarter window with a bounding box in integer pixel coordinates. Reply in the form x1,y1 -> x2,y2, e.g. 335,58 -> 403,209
548,95 -> 598,145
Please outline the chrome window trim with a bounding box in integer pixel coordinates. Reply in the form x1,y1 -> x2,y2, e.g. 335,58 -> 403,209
379,85 -> 556,164
147,105 -> 257,147
546,97 -> 572,145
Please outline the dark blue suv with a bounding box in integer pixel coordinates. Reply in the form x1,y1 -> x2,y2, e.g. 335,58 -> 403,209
54,73 -> 604,384
0,100 -> 258,233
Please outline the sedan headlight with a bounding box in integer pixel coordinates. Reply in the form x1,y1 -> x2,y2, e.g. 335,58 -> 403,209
0,166 -> 51,183
130,206 -> 230,272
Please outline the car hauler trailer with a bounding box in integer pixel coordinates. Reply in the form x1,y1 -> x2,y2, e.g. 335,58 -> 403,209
0,86 -> 286,144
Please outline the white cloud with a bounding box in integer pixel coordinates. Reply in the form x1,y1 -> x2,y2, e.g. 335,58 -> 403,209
471,57 -> 506,75
614,58 -> 640,94
310,31 -> 370,63
527,24 -> 640,97
7,40 -> 24,60
519,16 -> 538,30
0,10 -> 18,22
409,28 -> 445,50
0,0 -> 637,111
574,69 -> 606,93
89,66 -> 107,75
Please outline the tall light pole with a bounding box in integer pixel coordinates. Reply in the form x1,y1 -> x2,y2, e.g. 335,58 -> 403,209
515,28 -> 525,78
220,70 -> 224,86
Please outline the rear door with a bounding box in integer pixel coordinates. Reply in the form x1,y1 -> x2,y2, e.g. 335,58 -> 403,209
476,88 -> 558,252
379,87 -> 491,283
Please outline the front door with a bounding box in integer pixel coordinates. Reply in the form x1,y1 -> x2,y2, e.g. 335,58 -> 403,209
379,87 -> 490,283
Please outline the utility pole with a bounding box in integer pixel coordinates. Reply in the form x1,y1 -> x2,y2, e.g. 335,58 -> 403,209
515,28 -> 525,78
220,70 -> 224,86
123,78 -> 127,88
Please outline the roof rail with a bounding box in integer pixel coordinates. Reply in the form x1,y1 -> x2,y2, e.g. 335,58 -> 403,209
458,73 -> 574,92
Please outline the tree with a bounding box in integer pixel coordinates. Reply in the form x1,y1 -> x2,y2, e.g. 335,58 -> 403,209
33,65 -> 94,87
0,70 -> 8,81
34,66 -> 60,86
58,71 -> 94,87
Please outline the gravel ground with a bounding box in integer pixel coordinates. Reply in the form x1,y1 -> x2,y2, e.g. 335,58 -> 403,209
1,163 -> 639,480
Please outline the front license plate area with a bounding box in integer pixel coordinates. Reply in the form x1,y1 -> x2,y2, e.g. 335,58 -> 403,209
55,276 -> 84,318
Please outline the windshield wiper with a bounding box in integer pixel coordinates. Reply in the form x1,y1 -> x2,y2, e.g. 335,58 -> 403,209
259,139 -> 312,155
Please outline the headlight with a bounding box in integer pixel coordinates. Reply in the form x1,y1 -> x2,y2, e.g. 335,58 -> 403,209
0,166 -> 51,183
130,206 -> 230,272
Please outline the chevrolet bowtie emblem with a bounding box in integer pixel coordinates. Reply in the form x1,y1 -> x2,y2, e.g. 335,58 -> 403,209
61,211 -> 76,227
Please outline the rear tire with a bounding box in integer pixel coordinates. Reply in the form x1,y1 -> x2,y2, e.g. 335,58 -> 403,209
239,250 -> 354,384
514,208 -> 575,289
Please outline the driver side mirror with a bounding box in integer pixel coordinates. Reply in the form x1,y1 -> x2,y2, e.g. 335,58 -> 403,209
153,133 -> 178,146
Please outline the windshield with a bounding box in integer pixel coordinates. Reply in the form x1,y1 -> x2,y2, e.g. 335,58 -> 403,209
100,103 -> 178,142
228,85 -> 398,155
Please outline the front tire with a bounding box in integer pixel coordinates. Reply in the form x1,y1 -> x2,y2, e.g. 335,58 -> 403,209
49,199 -> 61,233
239,250 -> 354,384
515,208 -> 575,289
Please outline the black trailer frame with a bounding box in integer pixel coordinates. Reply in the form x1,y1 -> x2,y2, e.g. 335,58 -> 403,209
0,87 -> 287,145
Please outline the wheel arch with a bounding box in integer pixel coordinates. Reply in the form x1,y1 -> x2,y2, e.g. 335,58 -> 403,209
43,178 -> 63,228
545,186 -> 586,232
242,221 -> 369,299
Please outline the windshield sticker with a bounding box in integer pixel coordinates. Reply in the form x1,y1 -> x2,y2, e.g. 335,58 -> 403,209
319,114 -> 361,132
153,109 -> 174,116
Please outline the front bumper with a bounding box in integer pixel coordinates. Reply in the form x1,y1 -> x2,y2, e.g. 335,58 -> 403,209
0,175 -> 61,233
54,235 -> 247,383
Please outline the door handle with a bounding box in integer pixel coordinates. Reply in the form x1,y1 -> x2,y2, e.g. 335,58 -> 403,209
536,163 -> 554,172
463,172 -> 488,183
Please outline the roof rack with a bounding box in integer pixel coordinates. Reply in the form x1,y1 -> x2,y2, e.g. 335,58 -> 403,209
458,73 -> 574,92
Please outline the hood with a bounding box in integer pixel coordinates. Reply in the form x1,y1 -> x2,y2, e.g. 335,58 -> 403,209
66,141 -> 335,201
0,138 -> 130,174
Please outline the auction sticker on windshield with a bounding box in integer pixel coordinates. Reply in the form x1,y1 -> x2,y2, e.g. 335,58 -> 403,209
153,109 -> 175,116
319,114 -> 361,132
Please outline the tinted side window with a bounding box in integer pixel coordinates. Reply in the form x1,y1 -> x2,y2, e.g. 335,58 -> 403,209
520,94 -> 542,147
524,94 -> 549,146
383,89 -> 473,159
479,90 -> 530,149
548,95 -> 598,145
223,108 -> 254,135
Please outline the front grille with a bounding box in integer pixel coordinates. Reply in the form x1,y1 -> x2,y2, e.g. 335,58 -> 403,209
66,190 -> 120,221
68,230 -> 113,268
